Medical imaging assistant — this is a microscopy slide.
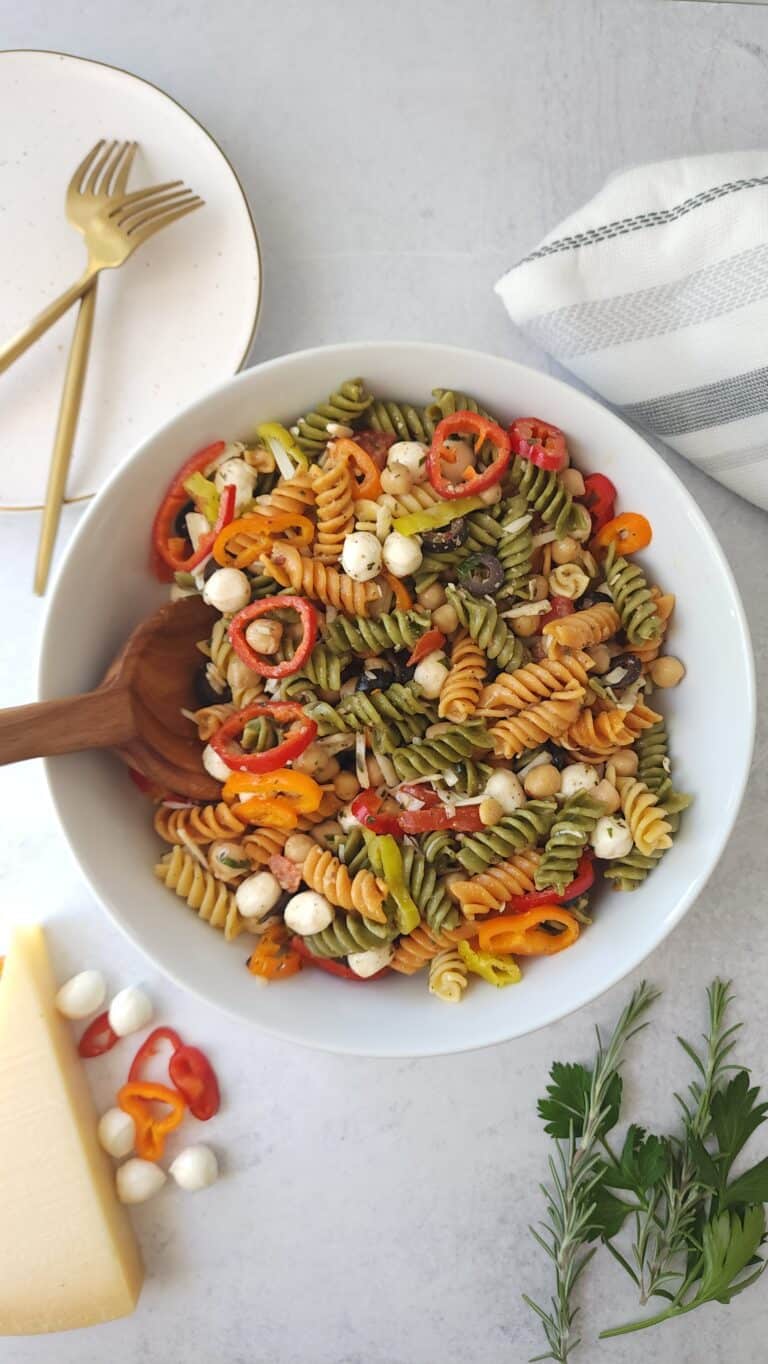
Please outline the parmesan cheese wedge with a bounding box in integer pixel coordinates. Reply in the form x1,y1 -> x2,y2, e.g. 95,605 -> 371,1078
0,925 -> 143,1333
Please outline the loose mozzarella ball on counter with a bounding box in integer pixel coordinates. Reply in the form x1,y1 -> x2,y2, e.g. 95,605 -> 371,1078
284,890 -> 335,936
560,763 -> 600,799
203,567 -> 250,614
55,969 -> 106,1020
202,743 -> 232,782
108,986 -> 152,1038
235,872 -> 282,922
387,441 -> 428,482
116,1158 -> 166,1205
382,531 -> 423,578
209,841 -> 251,883
214,457 -> 257,510
341,532 -> 383,583
484,769 -> 526,813
347,943 -> 394,978
98,1108 -> 136,1159
413,651 -> 449,699
590,816 -> 633,860
169,1144 -> 219,1192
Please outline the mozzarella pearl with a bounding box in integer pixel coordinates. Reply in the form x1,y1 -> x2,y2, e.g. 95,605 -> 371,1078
590,815 -> 634,860
169,1144 -> 219,1192
214,457 -> 257,511
116,1158 -> 167,1205
413,651 -> 449,699
387,440 -> 428,482
98,1108 -> 136,1159
560,763 -> 600,798
347,943 -> 394,978
284,890 -> 335,936
484,769 -> 526,813
203,567 -> 251,614
380,463 -> 413,497
341,531 -> 382,583
383,531 -> 423,579
202,743 -> 232,782
235,872 -> 282,922
108,986 -> 153,1038
55,969 -> 106,1020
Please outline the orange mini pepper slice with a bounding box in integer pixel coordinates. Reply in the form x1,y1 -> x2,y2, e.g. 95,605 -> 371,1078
477,908 -> 580,957
383,570 -> 413,612
332,438 -> 382,501
117,1080 -> 186,1161
213,511 -> 314,568
247,922 -> 302,980
223,769 -> 323,812
591,512 -> 652,556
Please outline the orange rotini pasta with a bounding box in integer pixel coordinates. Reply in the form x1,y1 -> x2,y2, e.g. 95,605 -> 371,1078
438,631 -> 486,722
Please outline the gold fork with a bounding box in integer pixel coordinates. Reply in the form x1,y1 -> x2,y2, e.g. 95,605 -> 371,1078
34,140 -> 137,595
0,170 -> 203,375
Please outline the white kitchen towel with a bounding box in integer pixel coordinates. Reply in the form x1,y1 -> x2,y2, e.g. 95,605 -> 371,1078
495,151 -> 768,511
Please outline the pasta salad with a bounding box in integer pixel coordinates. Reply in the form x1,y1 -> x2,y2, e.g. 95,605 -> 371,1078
145,380 -> 690,1001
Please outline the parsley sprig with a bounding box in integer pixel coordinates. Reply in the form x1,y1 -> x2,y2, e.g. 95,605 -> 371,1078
526,980 -> 768,1360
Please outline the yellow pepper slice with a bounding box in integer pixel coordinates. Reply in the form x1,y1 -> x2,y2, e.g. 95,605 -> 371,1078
458,940 -> 522,987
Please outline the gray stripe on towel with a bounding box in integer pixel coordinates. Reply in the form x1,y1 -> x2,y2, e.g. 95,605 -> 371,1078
701,443 -> 768,474
521,243 -> 768,358
621,366 -> 768,436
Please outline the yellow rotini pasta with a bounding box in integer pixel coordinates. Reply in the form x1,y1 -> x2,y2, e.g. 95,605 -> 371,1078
242,827 -> 290,866
310,451 -> 355,564
490,684 -> 585,758
543,601 -> 621,649
302,846 -> 387,923
450,849 -> 541,919
154,846 -> 244,939
260,542 -> 382,616
438,631 -> 486,722
154,801 -> 248,845
254,468 -> 315,518
197,618 -> 264,708
428,948 -> 469,1003
380,482 -> 443,519
190,702 -> 237,741
617,777 -> 673,856
479,651 -> 594,718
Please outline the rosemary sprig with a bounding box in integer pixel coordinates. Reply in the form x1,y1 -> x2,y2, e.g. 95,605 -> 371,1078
523,981 -> 659,1362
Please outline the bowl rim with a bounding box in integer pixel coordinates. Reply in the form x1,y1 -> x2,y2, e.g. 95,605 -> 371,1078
40,340 -> 757,1055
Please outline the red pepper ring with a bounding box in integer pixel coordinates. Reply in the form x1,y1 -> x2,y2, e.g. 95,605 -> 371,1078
397,804 -> 486,835
151,441 -> 230,579
169,1045 -> 221,1121
78,1010 -> 119,1059
211,700 -> 317,774
503,852 -> 595,914
228,595 -> 318,680
291,937 -> 391,981
426,412 -> 511,500
128,1026 -> 183,1084
508,417 -> 568,473
349,790 -> 402,837
582,472 -> 617,536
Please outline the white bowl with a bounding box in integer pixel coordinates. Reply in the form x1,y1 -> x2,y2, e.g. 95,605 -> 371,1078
41,343 -> 755,1056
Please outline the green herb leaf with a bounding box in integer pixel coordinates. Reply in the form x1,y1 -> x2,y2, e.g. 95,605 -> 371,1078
699,1207 -> 766,1304
537,1062 -> 622,1140
721,1157 -> 768,1210
710,1071 -> 768,1173
600,1125 -> 668,1195
586,1178 -> 635,1242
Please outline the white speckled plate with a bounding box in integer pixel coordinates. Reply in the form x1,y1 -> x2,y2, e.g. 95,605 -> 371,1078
0,50 -> 261,509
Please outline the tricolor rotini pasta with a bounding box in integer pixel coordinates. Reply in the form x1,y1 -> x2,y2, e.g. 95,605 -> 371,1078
144,380 -> 689,1000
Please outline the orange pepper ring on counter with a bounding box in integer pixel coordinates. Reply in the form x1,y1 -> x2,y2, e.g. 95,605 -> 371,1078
213,511 -> 314,568
477,908 -> 580,957
117,1080 -> 186,1162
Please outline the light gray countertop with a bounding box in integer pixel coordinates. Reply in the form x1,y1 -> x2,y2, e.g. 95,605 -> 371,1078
0,2 -> 767,1361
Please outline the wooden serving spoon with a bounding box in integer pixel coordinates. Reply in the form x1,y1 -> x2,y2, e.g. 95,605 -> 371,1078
0,595 -> 222,799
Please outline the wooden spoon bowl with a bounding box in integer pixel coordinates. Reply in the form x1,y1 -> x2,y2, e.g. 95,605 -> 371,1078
0,595 -> 221,799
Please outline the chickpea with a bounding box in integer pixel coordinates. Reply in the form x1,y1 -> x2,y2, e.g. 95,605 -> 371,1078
593,780 -> 621,814
523,763 -> 562,798
334,771 -> 360,801
512,614 -> 540,638
611,749 -> 639,777
310,820 -> 342,849
432,602 -> 459,635
588,643 -> 612,674
366,756 -> 384,786
478,483 -> 502,506
650,656 -> 686,688
292,743 -> 340,783
479,797 -> 503,827
244,618 -> 283,655
284,833 -> 316,865
380,463 -> 413,496
418,582 -> 446,611
560,468 -> 585,497
528,574 -> 549,602
552,536 -> 580,565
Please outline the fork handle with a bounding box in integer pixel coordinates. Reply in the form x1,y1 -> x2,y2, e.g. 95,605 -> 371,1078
0,266 -> 98,376
34,281 -> 98,596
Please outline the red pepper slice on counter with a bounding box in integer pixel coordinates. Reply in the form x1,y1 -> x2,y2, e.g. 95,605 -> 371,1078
151,440 -> 236,578
426,412 -> 511,499
211,700 -> 317,774
503,852 -> 595,913
540,595 -> 575,628
508,418 -> 568,473
407,628 -> 446,667
397,804 -> 485,835
582,473 -> 617,536
228,595 -> 318,679
291,937 -> 391,981
128,1026 -> 183,1083
169,1046 -> 221,1121
350,789 -> 403,837
118,1081 -> 186,1161
78,1010 -> 119,1058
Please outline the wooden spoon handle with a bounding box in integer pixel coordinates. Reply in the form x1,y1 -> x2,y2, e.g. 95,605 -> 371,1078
0,687 -> 135,765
